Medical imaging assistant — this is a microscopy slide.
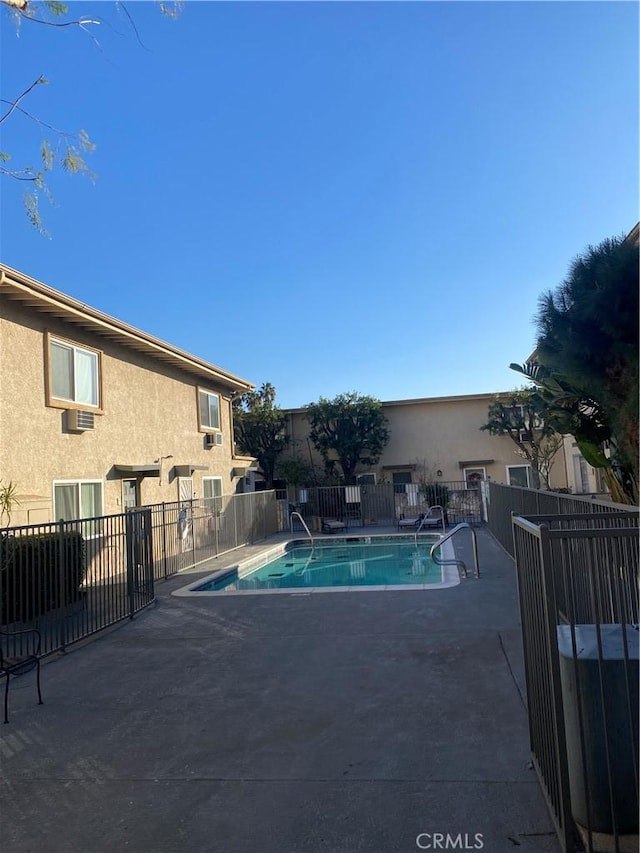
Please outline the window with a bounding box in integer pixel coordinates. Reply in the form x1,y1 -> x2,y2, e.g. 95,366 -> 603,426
356,473 -> 377,485
573,454 -> 590,494
53,480 -> 103,536
203,477 -> 223,515
507,465 -> 532,488
48,335 -> 100,408
508,405 -> 543,430
463,468 -> 486,487
392,471 -> 412,494
198,389 -> 221,431
122,479 -> 139,510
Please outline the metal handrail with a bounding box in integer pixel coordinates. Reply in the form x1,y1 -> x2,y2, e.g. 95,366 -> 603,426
413,505 -> 445,544
429,522 -> 480,579
289,511 -> 314,546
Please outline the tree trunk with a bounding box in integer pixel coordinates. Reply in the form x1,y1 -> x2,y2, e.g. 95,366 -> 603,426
339,459 -> 357,485
530,464 -> 542,490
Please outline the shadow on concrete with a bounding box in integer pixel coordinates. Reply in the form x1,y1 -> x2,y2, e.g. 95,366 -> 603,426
0,529 -> 559,853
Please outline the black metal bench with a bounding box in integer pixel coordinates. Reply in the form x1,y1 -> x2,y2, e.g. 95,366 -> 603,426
0,629 -> 43,723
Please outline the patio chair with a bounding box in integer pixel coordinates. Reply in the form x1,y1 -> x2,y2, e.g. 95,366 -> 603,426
397,506 -> 444,531
321,518 -> 346,534
1,629 -> 43,724
419,506 -> 446,530
397,508 -> 424,531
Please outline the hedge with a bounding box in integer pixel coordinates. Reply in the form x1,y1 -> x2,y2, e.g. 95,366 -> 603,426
0,531 -> 86,624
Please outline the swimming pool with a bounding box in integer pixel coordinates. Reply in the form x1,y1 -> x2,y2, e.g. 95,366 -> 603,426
174,535 -> 460,595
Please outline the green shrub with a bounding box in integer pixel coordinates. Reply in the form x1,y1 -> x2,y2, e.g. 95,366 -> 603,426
421,482 -> 450,509
0,531 -> 86,624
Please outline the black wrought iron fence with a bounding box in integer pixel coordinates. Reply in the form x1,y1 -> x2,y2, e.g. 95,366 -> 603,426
486,482 -> 633,557
0,509 -> 154,657
512,512 -> 639,853
285,481 -> 484,530
0,492 -> 280,657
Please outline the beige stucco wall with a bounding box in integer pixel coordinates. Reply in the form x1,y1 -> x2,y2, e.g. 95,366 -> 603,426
1,298 -> 249,525
284,395 -> 570,489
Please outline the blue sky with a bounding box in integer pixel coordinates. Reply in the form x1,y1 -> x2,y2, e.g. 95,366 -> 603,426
1,1 -> 637,408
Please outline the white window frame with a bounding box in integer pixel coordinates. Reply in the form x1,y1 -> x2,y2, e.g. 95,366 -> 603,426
202,476 -> 223,516
506,464 -> 532,488
463,467 -> 486,487
53,479 -> 104,537
198,388 -> 221,432
46,333 -> 102,410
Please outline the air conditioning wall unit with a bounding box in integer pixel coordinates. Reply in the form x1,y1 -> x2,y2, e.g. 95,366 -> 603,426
67,409 -> 95,432
204,432 -> 223,448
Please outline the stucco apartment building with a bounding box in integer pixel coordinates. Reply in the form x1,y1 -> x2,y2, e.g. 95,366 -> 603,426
283,395 -> 604,496
0,264 -> 256,527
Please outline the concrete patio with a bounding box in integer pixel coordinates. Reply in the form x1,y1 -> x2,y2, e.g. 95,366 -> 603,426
1,528 -> 559,853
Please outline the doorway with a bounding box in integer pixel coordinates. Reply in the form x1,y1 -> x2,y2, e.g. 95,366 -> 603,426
122,479 -> 139,510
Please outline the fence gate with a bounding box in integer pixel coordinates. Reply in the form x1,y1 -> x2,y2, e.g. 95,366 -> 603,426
125,508 -> 154,615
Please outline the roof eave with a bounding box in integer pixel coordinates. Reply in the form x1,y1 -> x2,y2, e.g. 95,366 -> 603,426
0,265 -> 254,393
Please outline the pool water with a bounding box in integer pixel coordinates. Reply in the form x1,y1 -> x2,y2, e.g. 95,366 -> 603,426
194,538 -> 444,592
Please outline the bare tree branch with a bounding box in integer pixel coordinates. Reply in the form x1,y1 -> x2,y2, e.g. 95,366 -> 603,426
116,1 -> 150,51
0,166 -> 38,181
16,9 -> 103,51
16,10 -> 101,28
0,75 -> 45,126
0,98 -> 74,138
1,0 -> 181,234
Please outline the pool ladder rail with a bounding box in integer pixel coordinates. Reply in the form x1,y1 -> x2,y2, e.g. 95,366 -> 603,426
413,505 -> 446,540
289,512 -> 317,579
425,522 -> 480,579
290,511 -> 314,546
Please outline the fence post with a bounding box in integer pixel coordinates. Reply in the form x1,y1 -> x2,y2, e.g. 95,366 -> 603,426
214,501 -> 220,556
57,519 -> 67,652
191,498 -> 196,565
125,511 -> 135,620
161,502 -> 168,580
233,495 -> 238,549
539,523 -> 575,852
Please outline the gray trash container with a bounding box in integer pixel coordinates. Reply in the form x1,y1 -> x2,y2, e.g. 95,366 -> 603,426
557,623 -> 639,835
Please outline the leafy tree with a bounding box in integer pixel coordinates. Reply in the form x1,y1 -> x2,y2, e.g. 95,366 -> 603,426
511,361 -> 633,504
1,0 -> 182,233
515,233 -> 638,503
480,390 -> 564,489
306,392 -> 390,485
276,456 -> 313,489
232,383 -> 290,489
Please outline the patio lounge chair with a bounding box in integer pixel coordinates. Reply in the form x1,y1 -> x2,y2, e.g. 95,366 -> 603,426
398,512 -> 424,530
322,518 -> 346,534
397,506 -> 444,531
